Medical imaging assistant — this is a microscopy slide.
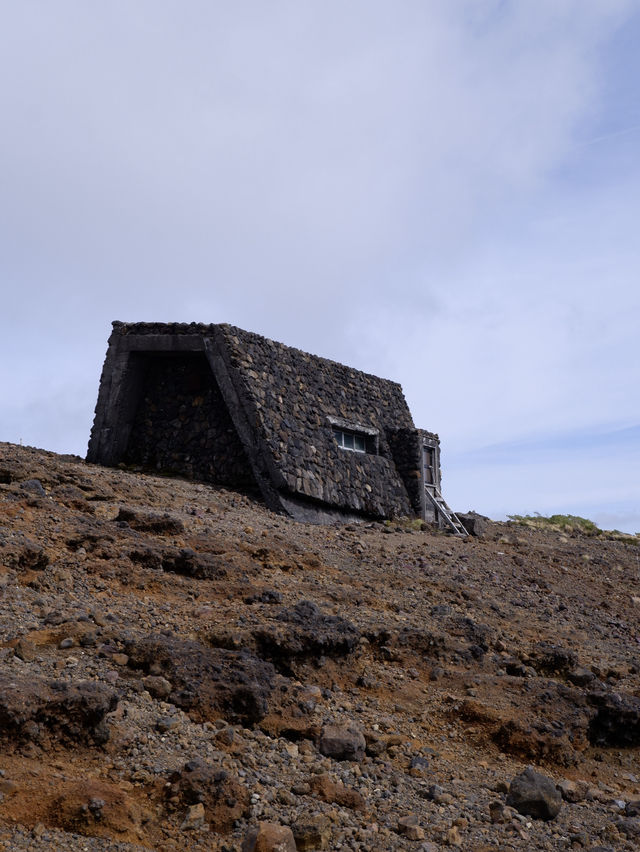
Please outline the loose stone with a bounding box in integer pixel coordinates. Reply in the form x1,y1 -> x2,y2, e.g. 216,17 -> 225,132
506,766 -> 562,821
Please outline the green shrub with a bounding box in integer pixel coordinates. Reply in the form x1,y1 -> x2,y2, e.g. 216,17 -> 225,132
508,513 -> 640,544
508,513 -> 601,535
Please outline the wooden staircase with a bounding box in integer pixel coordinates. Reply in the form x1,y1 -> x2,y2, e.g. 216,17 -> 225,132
425,485 -> 468,536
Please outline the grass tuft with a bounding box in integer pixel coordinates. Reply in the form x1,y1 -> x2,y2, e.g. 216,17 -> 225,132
508,513 -> 640,544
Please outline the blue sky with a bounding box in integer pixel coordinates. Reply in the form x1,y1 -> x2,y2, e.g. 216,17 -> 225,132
1,1 -> 638,532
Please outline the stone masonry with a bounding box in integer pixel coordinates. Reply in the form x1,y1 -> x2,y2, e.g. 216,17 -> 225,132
87,322 -> 442,523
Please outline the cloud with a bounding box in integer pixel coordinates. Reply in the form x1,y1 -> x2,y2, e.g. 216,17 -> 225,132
444,425 -> 640,533
0,1 -> 637,527
1,3 -> 630,301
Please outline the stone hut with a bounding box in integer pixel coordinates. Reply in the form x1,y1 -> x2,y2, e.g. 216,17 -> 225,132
87,322 -> 451,525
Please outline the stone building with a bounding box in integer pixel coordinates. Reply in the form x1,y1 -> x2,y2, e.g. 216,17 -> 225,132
88,322 -> 463,529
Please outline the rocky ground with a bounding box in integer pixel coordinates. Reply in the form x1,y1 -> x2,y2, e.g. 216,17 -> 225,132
1,441 -> 639,851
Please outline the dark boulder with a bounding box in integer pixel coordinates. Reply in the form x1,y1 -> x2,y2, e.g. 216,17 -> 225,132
0,673 -> 117,747
506,766 -> 562,821
19,479 -> 47,497
617,818 -> 640,840
587,690 -> 640,747
529,641 -> 577,678
0,527 -> 49,570
125,634 -> 276,725
252,600 -> 359,673
115,506 -> 184,535
457,512 -> 489,537
166,758 -> 249,833
318,723 -> 366,762
129,545 -> 227,579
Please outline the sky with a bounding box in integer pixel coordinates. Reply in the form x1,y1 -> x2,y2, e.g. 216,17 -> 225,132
1,1 -> 638,533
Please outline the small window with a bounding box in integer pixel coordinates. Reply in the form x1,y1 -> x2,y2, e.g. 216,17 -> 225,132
333,428 -> 367,453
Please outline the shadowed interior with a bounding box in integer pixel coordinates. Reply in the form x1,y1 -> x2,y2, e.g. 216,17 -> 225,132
123,352 -> 257,491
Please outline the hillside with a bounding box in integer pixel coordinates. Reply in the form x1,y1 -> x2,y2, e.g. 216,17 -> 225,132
0,441 -> 639,851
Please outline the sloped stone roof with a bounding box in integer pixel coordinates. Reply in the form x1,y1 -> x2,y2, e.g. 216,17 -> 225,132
216,324 -> 415,516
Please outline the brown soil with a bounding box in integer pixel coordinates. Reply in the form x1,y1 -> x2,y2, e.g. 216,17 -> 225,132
0,441 -> 639,851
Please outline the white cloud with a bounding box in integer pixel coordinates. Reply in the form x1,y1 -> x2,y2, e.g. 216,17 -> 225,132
446,449 -> 640,534
0,1 -> 637,525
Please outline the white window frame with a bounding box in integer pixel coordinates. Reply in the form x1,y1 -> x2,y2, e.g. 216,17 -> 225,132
332,428 -> 367,453
328,417 -> 378,455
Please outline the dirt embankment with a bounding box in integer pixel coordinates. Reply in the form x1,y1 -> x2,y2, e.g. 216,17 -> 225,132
0,441 -> 639,851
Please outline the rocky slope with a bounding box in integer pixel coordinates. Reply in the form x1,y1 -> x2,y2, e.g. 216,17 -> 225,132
0,441 -> 639,851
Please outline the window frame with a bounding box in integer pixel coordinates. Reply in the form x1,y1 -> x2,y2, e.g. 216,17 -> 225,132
332,427 -> 368,453
328,417 -> 379,455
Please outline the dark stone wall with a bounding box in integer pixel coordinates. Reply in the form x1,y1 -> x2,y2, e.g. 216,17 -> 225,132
386,427 -> 423,515
123,352 -> 256,490
387,428 -> 441,520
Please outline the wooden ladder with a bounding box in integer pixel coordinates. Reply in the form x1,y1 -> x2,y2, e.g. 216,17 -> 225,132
425,485 -> 468,536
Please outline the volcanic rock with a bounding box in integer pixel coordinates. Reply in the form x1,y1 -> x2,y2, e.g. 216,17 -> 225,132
242,822 -> 297,852
125,633 -> 277,725
506,766 -> 562,821
0,673 -> 117,747
318,723 -> 366,762
166,758 -> 249,833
